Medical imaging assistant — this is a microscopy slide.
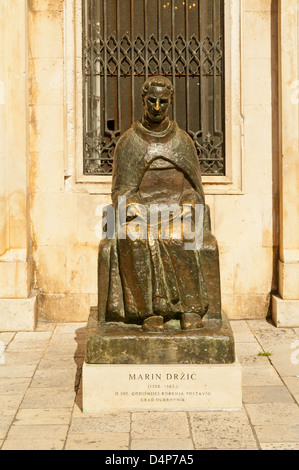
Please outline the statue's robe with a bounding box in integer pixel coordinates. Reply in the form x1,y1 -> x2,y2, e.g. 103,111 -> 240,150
98,121 -> 210,324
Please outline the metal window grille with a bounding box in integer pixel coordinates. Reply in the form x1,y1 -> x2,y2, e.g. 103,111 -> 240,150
83,0 -> 225,176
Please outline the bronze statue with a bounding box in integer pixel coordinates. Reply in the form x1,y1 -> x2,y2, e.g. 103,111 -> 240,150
97,76 -> 222,333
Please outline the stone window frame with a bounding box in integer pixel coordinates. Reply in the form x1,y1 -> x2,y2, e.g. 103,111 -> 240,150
64,0 -> 244,195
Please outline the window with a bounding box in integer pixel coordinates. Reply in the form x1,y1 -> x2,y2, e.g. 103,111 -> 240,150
82,0 -> 225,176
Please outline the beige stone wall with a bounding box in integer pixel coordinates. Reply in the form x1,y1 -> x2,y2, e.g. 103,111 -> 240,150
216,0 -> 279,318
272,0 -> 299,327
0,1 -> 37,331
0,1 -> 31,298
29,0 -> 96,321
27,0 -> 279,321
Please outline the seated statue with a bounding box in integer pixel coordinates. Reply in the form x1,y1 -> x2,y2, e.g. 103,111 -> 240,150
98,76 -> 221,332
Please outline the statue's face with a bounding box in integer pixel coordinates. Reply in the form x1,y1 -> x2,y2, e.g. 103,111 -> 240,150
143,85 -> 172,124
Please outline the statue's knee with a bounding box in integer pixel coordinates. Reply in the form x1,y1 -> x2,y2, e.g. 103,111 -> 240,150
201,233 -> 218,254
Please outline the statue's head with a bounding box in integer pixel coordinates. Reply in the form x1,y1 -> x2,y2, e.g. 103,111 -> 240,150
141,76 -> 174,125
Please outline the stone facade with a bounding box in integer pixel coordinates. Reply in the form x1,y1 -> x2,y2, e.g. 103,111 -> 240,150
0,0 -> 298,328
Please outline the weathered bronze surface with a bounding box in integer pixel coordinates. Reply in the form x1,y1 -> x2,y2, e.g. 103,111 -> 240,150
88,76 -> 235,364
86,308 -> 235,365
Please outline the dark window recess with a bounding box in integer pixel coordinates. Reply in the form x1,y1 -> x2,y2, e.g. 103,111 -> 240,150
83,0 -> 225,176
107,119 -> 115,131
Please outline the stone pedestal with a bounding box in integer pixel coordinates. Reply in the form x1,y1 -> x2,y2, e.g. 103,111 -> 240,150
83,308 -> 241,412
83,361 -> 242,413
85,308 -> 235,365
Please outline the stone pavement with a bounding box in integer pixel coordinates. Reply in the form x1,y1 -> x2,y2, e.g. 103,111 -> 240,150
0,319 -> 298,450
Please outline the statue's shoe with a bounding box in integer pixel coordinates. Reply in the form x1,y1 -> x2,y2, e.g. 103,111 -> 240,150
142,315 -> 164,333
180,312 -> 203,330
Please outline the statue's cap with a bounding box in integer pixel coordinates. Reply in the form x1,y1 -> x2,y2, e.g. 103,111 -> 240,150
141,76 -> 174,99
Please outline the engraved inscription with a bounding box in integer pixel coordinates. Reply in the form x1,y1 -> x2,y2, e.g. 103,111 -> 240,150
128,372 -> 197,381
113,371 -> 212,404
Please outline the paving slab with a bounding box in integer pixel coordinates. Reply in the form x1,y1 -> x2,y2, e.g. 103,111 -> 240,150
0,396 -> 24,415
20,388 -> 76,409
269,345 -> 299,377
254,425 -> 299,444
248,321 -> 298,351
0,416 -> 14,440
283,376 -> 299,391
260,442 -> 299,450
54,323 -> 87,335
72,402 -> 115,418
189,410 -> 258,450
11,332 -> 53,342
49,331 -> 86,343
5,332 -> 52,353
283,377 -> 299,403
245,403 -> 299,426
14,408 -> 73,426
242,365 -> 283,386
2,439 -> 65,451
229,321 -> 257,343
46,343 -> 85,357
0,377 -> 31,396
65,433 -> 130,450
242,385 -> 295,404
247,319 -> 277,331
3,351 -> 44,365
235,342 -> 271,366
131,412 -> 190,440
270,359 -> 299,378
0,365 -> 36,378
37,355 -> 80,371
30,369 -> 79,389
0,333 -> 15,346
45,339 -> 85,356
68,415 -> 131,435
6,424 -> 69,441
35,323 -> 56,332
5,342 -> 48,354
131,439 -> 194,450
